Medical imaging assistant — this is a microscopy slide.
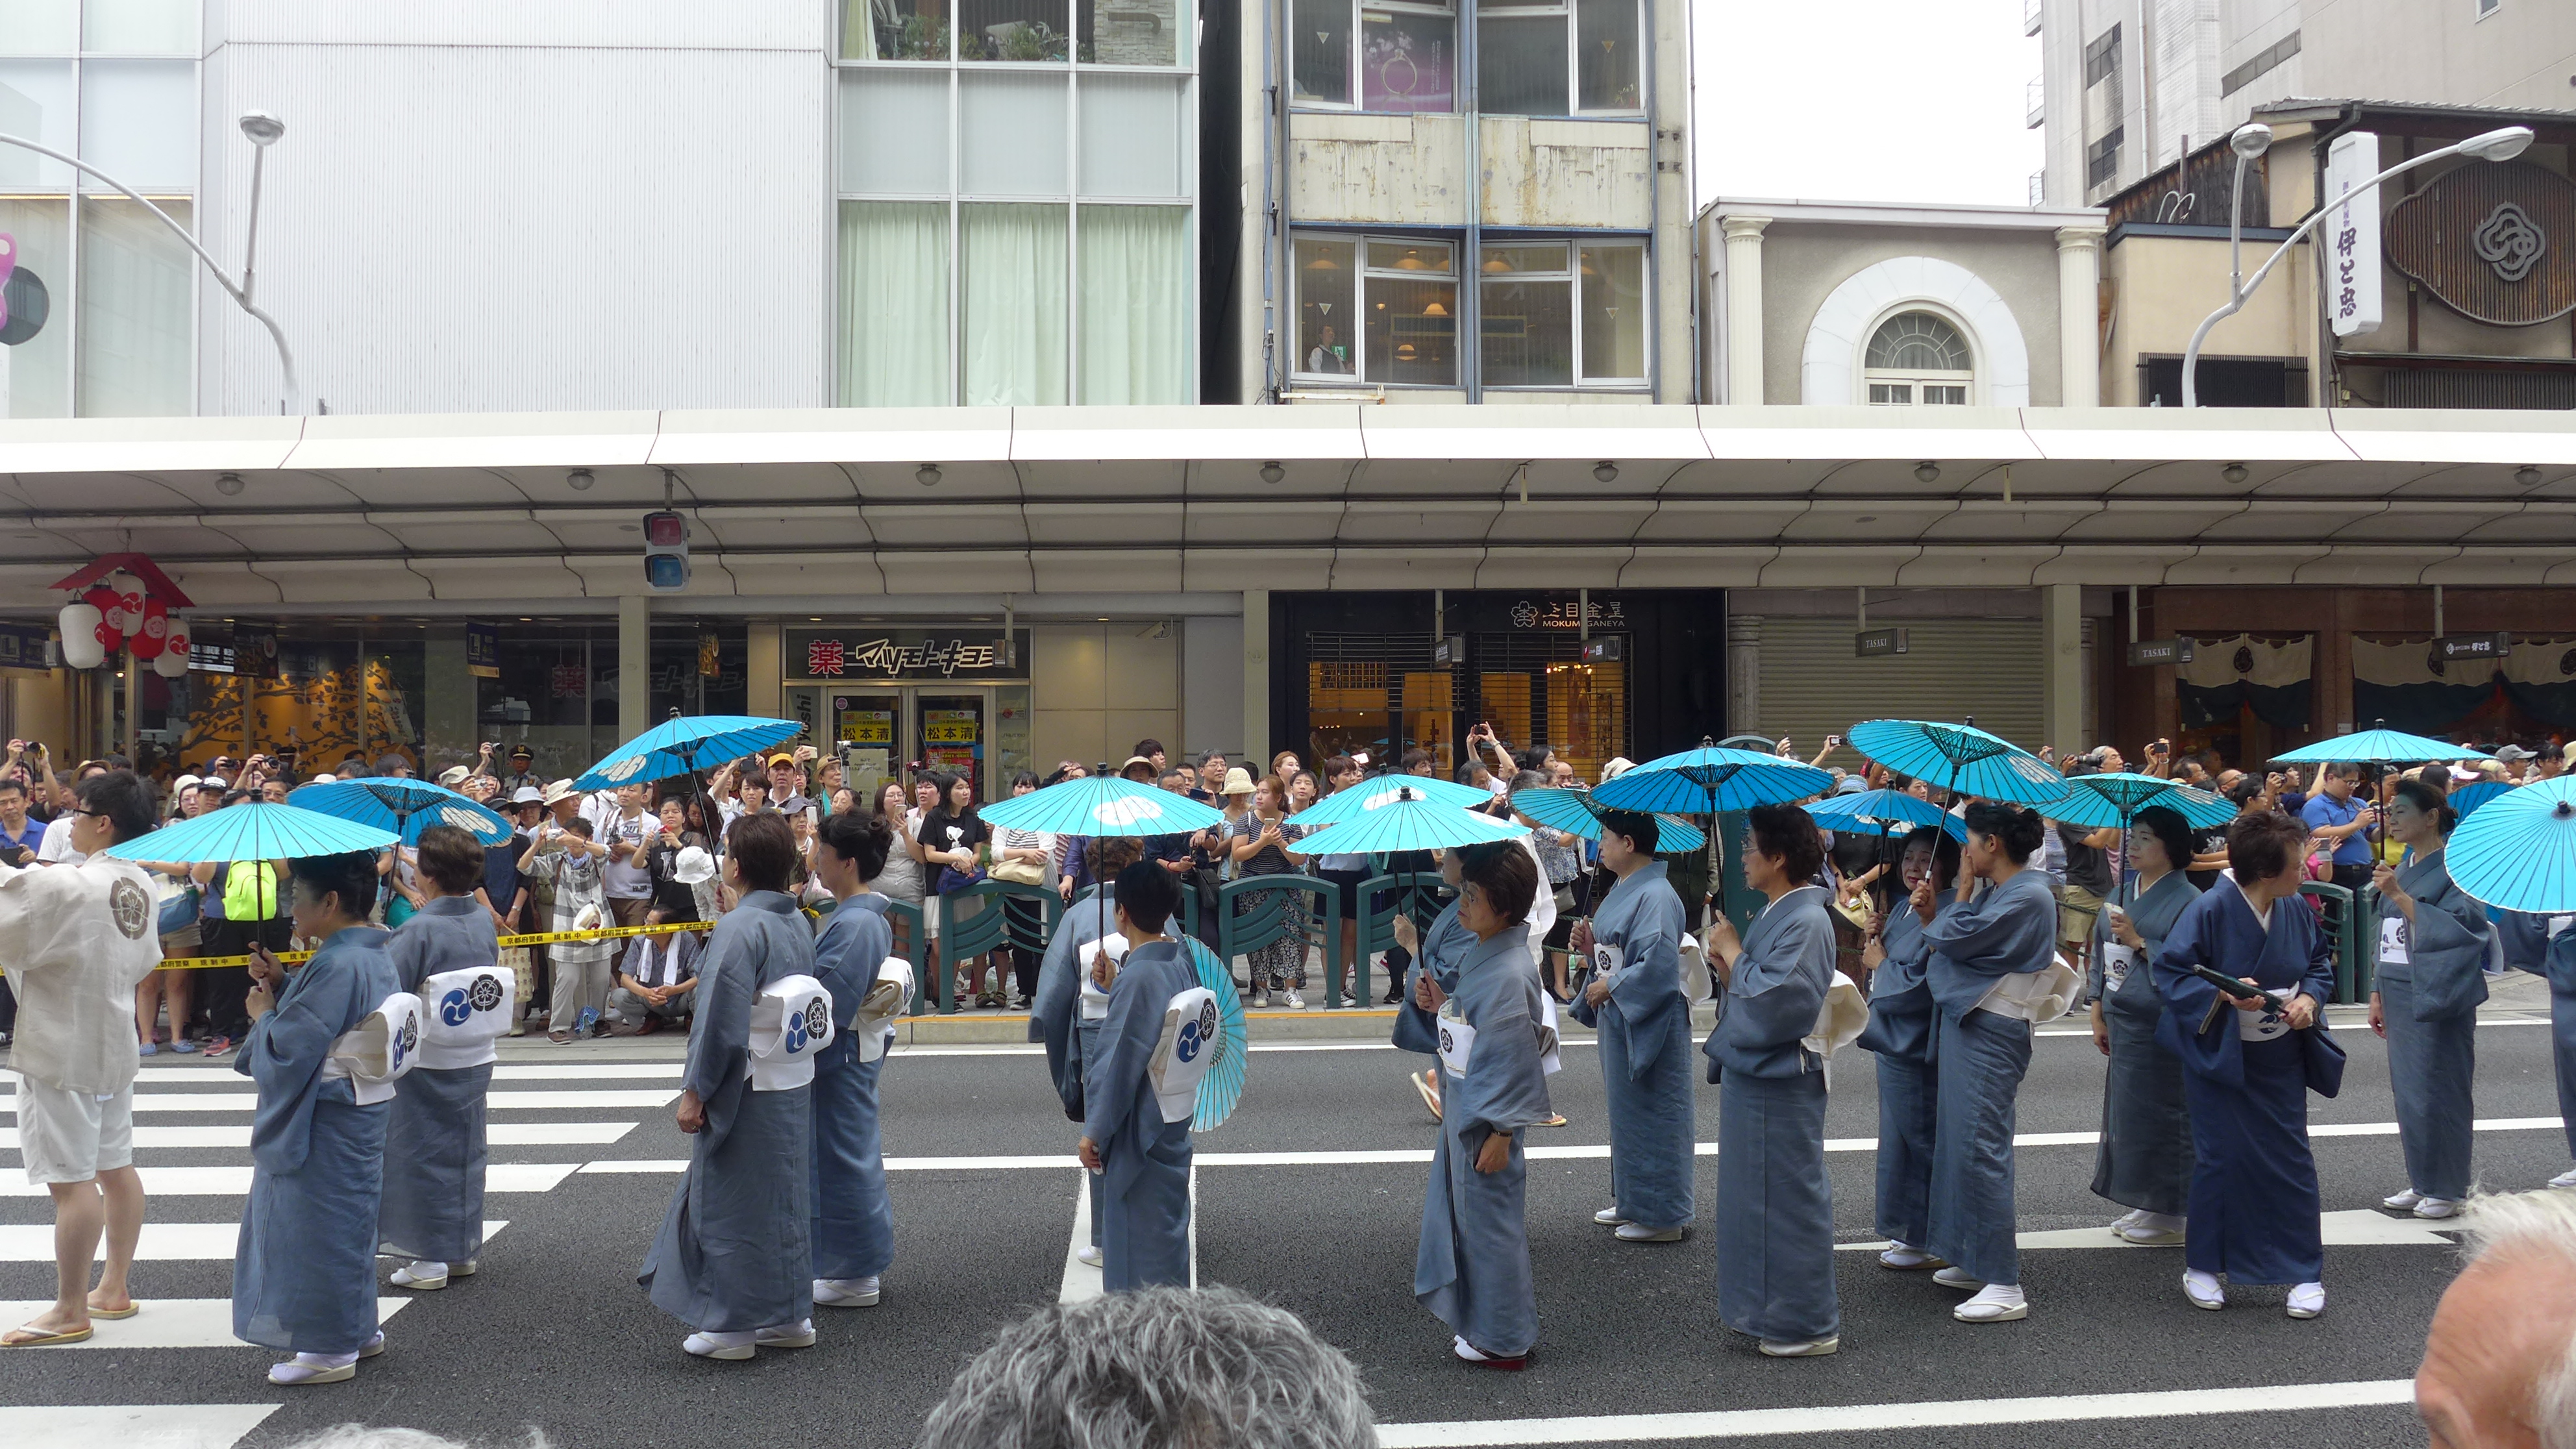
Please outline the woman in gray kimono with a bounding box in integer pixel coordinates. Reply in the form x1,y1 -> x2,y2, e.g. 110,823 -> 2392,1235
638,813 -> 819,1360
233,852 -> 400,1385
2086,805 -> 2200,1245
2370,777 -> 2491,1220
1390,846 -> 1477,1121
378,826 -> 504,1292
1413,842 -> 1552,1370
2544,924 -> 2576,1190
1919,803 -> 2059,1324
1856,825 -> 1959,1270
1702,803 -> 1840,1357
809,811 -> 898,1307
1567,809 -> 1694,1243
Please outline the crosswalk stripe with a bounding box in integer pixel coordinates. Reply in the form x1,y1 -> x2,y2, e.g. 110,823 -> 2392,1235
0,1220 -> 506,1262
1371,1378 -> 2418,1446
0,1297 -> 415,1349
493,1063 -> 686,1080
1833,1208 -> 2455,1252
0,1122 -> 634,1150
0,1163 -> 581,1198
0,1404 -> 280,1449
4,1089 -> 678,1113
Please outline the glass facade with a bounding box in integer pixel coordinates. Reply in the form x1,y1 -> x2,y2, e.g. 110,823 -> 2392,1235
0,1 -> 198,417
836,0 -> 1196,406
1293,233 -> 1647,391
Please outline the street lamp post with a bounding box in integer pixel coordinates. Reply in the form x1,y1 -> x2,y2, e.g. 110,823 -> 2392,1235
0,112 -> 303,414
2181,121 -> 2534,408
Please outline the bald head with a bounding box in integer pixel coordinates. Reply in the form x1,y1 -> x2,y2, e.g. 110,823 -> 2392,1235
2418,1192 -> 2576,1449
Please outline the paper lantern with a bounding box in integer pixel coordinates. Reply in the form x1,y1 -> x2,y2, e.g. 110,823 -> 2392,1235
58,602 -> 105,669
153,638 -> 190,677
131,598 -> 167,660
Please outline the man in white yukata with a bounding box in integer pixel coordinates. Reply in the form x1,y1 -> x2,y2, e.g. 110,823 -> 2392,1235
0,770 -> 167,1346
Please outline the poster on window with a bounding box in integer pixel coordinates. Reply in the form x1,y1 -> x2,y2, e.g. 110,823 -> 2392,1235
465,622 -> 500,680
837,708 -> 893,746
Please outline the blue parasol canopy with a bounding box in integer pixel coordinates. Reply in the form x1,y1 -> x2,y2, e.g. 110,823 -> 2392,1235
1292,774 -> 1496,828
575,714 -> 802,791
1845,719 -> 2069,806
103,799 -> 399,864
1508,787 -> 1707,853
2044,772 -> 2239,831
1805,787 -> 1964,842
1589,742 -> 1832,815
1181,939 -> 1249,1130
288,778 -> 514,847
2447,776 -> 2576,913
979,775 -> 1224,837
2448,778 -> 2514,822
1282,789 -> 1528,855
2271,724 -> 2490,767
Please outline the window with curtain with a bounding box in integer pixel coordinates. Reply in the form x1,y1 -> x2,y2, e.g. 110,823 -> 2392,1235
0,197 -> 71,417
1478,0 -> 1639,116
962,202 -> 1069,405
838,201 -> 952,407
1863,310 -> 1973,405
77,198 -> 191,417
1077,204 -> 1188,403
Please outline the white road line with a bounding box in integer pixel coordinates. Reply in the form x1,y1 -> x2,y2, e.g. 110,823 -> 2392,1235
493,1063 -> 686,1080
0,1122 -> 634,1150
0,1220 -> 506,1262
3,1089 -> 677,1113
1188,1159 -> 1200,1291
0,1163 -> 580,1198
1058,1167 -> 1100,1305
1370,1378 -> 2418,1447
0,1297 -> 414,1349
1835,1209 -> 2455,1254
0,1405 -> 280,1449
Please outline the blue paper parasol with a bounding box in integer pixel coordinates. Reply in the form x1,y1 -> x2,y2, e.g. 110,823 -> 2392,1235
2448,779 -> 2514,822
1181,938 -> 1249,1130
1282,789 -> 1528,855
1291,774 -> 1495,828
980,775 -> 1225,836
102,799 -> 399,863
1589,742 -> 1833,815
2447,776 -> 2576,913
575,714 -> 802,791
1508,787 -> 1707,853
1805,787 -> 1964,842
289,778 -> 514,847
1845,719 -> 2070,806
2271,723 -> 2490,767
2044,773 -> 2238,832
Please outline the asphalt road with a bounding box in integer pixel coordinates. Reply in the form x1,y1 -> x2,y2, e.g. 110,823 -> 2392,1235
1,1001 -> 2566,1449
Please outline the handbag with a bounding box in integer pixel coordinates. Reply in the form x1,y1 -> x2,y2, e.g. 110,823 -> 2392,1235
2298,1020 -> 2347,1098
990,856 -> 1047,887
936,864 -> 986,895
156,877 -> 201,937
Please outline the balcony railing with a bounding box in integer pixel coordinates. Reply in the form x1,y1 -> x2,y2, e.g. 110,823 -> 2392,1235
2027,77 -> 2045,129
2024,0 -> 2042,35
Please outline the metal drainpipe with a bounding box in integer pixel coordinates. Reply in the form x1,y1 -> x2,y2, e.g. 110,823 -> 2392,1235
1641,0 -> 1661,402
1462,8 -> 1481,404
1261,0 -> 1281,401
1679,0 -> 1698,403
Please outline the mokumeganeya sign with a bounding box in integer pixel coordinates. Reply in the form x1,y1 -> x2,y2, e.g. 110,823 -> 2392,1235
787,628 -> 1030,682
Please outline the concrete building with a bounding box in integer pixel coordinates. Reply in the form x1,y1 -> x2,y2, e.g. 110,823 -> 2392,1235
1200,0 -> 1695,402
2034,0 -> 2576,208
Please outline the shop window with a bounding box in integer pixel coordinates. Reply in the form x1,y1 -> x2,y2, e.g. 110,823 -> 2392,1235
1863,310 -> 1973,406
1293,0 -> 1454,112
1293,234 -> 1457,386
1478,238 -> 1647,390
1478,0 -> 1639,117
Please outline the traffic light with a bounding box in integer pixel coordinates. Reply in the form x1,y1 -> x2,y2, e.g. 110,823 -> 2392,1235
643,510 -> 689,591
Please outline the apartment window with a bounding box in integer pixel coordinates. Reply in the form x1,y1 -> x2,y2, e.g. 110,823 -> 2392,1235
2477,0 -> 2500,18
1478,0 -> 1641,116
1480,239 -> 1647,388
2083,24 -> 2120,86
1293,0 -> 1455,112
0,1 -> 199,419
841,0 -> 1187,66
2087,126 -> 2124,190
1863,311 -> 1972,406
1293,234 -> 1459,386
834,56 -> 1196,404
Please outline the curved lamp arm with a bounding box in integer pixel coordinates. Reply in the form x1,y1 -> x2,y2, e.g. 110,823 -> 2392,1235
2182,125 -> 2531,408
0,131 -> 301,415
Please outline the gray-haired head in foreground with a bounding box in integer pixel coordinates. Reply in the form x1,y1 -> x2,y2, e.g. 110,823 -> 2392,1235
916,1287 -> 1375,1449
273,1430 -> 552,1449
2455,1189 -> 2576,1449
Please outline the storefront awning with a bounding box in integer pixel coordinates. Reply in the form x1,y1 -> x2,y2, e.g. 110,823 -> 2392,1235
3,404 -> 2574,608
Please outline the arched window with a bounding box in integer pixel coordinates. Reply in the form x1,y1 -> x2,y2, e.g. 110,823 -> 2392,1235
1863,310 -> 1974,405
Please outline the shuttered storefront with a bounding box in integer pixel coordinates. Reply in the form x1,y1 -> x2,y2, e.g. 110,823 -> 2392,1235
1753,617 -> 2047,756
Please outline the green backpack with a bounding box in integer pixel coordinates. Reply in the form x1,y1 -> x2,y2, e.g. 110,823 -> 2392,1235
223,860 -> 280,921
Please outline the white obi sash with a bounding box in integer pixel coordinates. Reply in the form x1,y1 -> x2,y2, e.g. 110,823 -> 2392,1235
2378,915 -> 2410,969
1079,934 -> 1129,1022
1146,985 -> 1219,1126
1802,976 -> 1872,1089
2236,990 -> 2293,1041
1973,959 -> 2084,1024
2099,943 -> 2141,995
747,975 -> 834,1092
1536,993 -> 1563,1077
417,965 -> 514,1071
1436,1000 -> 1476,1080
322,992 -> 424,1106
852,956 -> 915,1064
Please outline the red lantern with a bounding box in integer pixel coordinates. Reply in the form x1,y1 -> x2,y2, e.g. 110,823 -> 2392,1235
131,598 -> 167,659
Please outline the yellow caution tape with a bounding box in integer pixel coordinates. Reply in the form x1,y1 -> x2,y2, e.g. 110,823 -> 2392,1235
159,919 -> 715,971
